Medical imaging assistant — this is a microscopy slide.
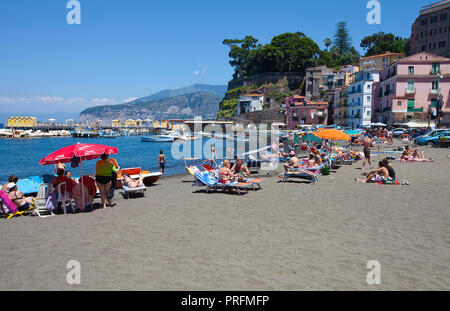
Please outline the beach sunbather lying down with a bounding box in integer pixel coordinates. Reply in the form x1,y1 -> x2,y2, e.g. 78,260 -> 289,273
123,173 -> 144,188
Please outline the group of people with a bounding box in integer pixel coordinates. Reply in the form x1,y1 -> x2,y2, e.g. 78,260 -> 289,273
400,146 -> 434,162
283,149 -> 324,172
355,158 -> 396,183
218,158 -> 251,184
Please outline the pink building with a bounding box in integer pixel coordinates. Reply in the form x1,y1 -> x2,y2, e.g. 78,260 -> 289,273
285,96 -> 328,129
372,52 -> 450,127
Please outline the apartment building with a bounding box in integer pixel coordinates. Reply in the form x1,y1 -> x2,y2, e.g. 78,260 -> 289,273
359,52 -> 405,71
285,96 -> 328,129
372,52 -> 450,127
410,0 -> 450,58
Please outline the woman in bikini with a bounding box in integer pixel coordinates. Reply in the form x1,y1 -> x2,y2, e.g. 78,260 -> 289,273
218,160 -> 237,184
6,183 -> 34,212
123,173 -> 145,188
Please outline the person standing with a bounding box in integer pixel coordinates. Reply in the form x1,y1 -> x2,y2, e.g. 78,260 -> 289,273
107,157 -> 120,200
95,153 -> 118,208
361,135 -> 374,170
158,150 -> 167,175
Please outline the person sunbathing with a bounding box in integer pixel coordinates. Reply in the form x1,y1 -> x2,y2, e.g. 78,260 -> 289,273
355,161 -> 389,183
307,154 -> 317,168
400,147 -> 434,162
6,183 -> 34,211
314,150 -> 323,165
231,159 -> 251,180
2,175 -> 18,193
283,152 -> 300,172
218,160 -> 237,183
123,173 -> 144,188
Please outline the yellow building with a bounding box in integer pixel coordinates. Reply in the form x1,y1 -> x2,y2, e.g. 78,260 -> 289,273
359,52 -> 405,71
135,119 -> 142,127
7,117 -> 37,128
112,120 -> 121,127
124,119 -> 136,127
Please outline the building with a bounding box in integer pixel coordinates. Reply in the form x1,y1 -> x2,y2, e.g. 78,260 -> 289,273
410,0 -> 450,58
285,96 -> 328,129
112,120 -> 121,127
359,52 -> 405,71
346,71 -> 380,128
305,66 -> 335,100
372,52 -> 450,127
333,87 -> 349,126
7,117 -> 37,128
235,94 -> 265,116
328,65 -> 360,124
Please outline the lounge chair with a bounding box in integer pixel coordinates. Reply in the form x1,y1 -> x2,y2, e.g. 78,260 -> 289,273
280,168 -> 320,183
246,160 -> 262,174
34,183 -> 55,218
193,171 -> 252,196
186,165 -> 201,176
201,164 -> 216,172
122,184 -> 146,199
0,190 -> 26,219
56,182 -> 76,214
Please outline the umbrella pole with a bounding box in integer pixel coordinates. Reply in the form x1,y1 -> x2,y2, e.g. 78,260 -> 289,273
81,159 -> 85,211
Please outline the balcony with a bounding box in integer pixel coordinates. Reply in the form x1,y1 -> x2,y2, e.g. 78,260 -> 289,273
405,88 -> 416,95
430,88 -> 441,95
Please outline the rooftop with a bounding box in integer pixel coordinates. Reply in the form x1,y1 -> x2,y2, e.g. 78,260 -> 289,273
361,52 -> 405,61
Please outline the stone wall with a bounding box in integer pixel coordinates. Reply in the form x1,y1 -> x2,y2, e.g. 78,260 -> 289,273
228,72 -> 305,91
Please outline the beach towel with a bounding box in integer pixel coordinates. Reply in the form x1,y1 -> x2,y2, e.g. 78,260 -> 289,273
0,190 -> 18,214
45,193 -> 58,212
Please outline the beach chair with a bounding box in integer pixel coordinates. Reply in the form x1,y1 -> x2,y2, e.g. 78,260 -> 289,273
186,165 -> 201,176
280,168 -> 320,183
193,172 -> 252,196
0,190 -> 27,219
247,160 -> 261,175
56,182 -> 76,214
202,164 -> 215,172
243,178 -> 264,190
35,183 -> 55,218
122,184 -> 146,199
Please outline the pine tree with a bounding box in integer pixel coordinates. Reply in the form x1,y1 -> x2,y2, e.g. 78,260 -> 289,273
334,22 -> 352,54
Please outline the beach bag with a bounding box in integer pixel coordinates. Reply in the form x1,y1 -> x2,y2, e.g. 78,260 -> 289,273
0,190 -> 18,214
322,167 -> 330,176
45,193 -> 58,212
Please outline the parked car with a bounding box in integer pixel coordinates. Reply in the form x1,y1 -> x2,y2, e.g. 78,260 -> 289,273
415,130 -> 450,146
392,128 -> 408,137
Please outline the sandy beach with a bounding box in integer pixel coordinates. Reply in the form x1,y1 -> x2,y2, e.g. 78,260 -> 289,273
0,141 -> 449,291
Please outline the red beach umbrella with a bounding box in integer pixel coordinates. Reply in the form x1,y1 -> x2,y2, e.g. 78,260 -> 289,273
39,143 -> 118,165
39,143 -> 119,211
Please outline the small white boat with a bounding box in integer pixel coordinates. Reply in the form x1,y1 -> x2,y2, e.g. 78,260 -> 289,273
141,136 -> 175,142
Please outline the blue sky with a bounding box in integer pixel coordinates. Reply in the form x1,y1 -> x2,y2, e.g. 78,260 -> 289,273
0,0 -> 426,121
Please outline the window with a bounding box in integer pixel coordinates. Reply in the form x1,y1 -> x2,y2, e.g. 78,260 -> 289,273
367,96 -> 371,102
407,81 -> 415,93
408,66 -> 414,75
397,101 -> 402,106
431,16 -> 438,23
431,99 -> 437,108
432,80 -> 439,91
441,13 -> 448,21
421,45 -> 426,52
439,41 -> 446,48
421,18 -> 428,25
367,110 -> 371,116
408,99 -> 415,109
432,63 -> 441,74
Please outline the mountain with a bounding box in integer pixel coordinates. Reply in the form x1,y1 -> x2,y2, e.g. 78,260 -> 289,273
129,84 -> 227,104
79,92 -> 223,122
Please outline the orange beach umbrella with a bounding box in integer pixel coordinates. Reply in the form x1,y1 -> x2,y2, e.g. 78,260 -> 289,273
314,129 -> 351,141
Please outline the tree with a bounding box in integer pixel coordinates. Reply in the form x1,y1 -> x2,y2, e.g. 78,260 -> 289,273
223,36 -> 259,79
334,22 -> 352,54
360,32 -> 409,57
324,38 -> 332,51
270,32 -> 320,72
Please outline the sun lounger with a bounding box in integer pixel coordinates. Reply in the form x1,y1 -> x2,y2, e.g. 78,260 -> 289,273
193,171 -> 252,196
243,178 -> 264,190
186,165 -> 201,176
201,164 -> 216,172
122,185 -> 146,199
280,168 -> 320,183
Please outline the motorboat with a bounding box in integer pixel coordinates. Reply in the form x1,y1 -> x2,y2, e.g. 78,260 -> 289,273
141,135 -> 175,142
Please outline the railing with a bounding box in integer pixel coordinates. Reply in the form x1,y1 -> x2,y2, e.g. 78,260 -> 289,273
406,88 -> 416,95
430,88 -> 441,94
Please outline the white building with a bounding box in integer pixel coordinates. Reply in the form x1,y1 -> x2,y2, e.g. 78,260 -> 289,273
347,71 -> 380,128
236,94 -> 265,116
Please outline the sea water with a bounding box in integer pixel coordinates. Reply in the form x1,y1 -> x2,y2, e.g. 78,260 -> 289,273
0,135 -> 271,183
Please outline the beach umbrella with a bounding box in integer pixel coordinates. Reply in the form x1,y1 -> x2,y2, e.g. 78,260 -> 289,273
345,130 -> 363,137
301,133 -> 323,143
314,129 -> 351,141
39,143 -> 119,210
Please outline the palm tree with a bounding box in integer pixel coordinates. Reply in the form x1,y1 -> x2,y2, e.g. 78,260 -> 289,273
324,38 -> 332,51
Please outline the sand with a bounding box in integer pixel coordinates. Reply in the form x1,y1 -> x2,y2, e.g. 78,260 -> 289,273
0,141 -> 449,290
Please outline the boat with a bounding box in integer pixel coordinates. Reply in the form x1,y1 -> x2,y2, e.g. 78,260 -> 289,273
72,126 -> 100,138
141,135 -> 175,142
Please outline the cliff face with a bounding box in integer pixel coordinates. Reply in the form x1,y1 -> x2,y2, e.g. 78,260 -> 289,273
79,92 -> 223,122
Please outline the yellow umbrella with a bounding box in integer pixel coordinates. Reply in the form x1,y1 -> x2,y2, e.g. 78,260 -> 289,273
314,129 -> 351,141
